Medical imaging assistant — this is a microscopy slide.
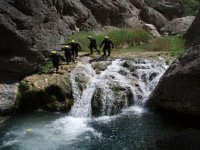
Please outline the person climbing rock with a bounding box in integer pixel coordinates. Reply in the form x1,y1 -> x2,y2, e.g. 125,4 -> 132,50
88,36 -> 100,54
68,40 -> 81,58
100,36 -> 114,56
61,45 -> 75,64
46,51 -> 62,73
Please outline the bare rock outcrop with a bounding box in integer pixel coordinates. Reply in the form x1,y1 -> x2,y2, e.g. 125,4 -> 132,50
149,12 -> 200,116
161,16 -> 195,35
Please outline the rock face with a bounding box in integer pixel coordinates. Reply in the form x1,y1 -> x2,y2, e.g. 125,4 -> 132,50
145,0 -> 184,20
161,16 -> 195,35
149,12 -> 200,116
0,0 -> 169,76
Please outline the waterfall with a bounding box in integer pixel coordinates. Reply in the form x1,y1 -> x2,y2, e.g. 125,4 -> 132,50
70,58 -> 168,117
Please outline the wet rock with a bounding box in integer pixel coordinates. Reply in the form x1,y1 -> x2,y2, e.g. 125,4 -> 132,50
149,12 -> 200,116
111,86 -> 134,115
161,16 -> 195,35
92,61 -> 112,74
91,88 -> 103,116
149,72 -> 158,81
75,73 -> 89,92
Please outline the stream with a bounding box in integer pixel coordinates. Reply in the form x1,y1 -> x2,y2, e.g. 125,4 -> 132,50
0,58 -> 186,150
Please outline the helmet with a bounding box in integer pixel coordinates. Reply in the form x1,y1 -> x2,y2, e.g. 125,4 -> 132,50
88,36 -> 92,39
104,36 -> 109,39
51,51 -> 57,54
64,45 -> 70,48
71,40 -> 75,43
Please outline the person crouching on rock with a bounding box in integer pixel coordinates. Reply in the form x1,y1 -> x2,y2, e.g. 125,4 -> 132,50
46,51 -> 62,73
100,36 -> 114,56
61,45 -> 75,64
88,36 -> 100,54
68,40 -> 81,58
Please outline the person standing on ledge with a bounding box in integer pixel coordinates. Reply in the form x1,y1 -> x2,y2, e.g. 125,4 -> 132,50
46,51 -> 62,73
100,36 -> 114,56
60,45 -> 75,64
88,36 -> 100,54
68,40 -> 81,58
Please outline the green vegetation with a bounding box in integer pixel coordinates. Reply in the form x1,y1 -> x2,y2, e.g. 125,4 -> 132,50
18,81 -> 30,93
148,36 -> 185,56
66,28 -> 185,57
38,61 -> 53,74
183,0 -> 199,16
67,29 -> 151,50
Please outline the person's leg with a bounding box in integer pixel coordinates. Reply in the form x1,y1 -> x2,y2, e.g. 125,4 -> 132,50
53,61 -> 59,73
94,45 -> 100,54
107,48 -> 111,56
102,48 -> 106,56
90,47 -> 93,54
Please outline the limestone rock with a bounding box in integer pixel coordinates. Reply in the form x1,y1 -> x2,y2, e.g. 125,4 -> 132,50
143,24 -> 161,37
149,12 -> 200,116
161,16 -> 195,35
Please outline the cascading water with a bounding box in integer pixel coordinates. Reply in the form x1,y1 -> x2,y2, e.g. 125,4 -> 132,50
70,57 -> 168,117
0,57 -> 173,150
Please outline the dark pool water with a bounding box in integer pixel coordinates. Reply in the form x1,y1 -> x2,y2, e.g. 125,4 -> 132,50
0,106 -> 191,150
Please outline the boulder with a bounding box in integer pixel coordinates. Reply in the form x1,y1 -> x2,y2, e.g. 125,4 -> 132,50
143,24 -> 161,37
91,83 -> 134,116
161,16 -> 195,35
149,12 -> 200,116
16,71 -> 74,113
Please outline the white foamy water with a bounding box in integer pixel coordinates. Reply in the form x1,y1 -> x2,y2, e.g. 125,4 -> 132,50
2,116 -> 101,150
70,58 -> 168,117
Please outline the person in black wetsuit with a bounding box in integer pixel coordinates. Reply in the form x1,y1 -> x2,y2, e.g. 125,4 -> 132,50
47,51 -> 62,73
68,40 -> 81,58
61,45 -> 75,64
88,36 -> 100,54
100,36 -> 114,56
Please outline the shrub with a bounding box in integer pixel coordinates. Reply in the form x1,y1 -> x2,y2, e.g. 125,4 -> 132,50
18,81 -> 29,93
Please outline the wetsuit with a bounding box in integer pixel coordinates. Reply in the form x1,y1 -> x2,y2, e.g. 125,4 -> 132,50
69,43 -> 81,58
49,53 -> 61,72
61,47 -> 75,64
89,38 -> 100,54
100,39 -> 114,56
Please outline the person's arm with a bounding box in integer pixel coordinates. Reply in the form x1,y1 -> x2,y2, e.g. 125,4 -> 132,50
100,40 -> 104,48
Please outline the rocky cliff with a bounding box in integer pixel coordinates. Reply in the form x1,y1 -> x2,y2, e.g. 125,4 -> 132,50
0,0 -> 169,76
149,11 -> 200,116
